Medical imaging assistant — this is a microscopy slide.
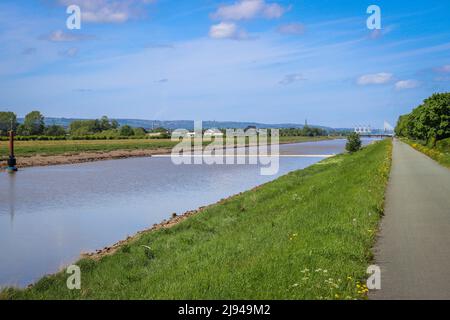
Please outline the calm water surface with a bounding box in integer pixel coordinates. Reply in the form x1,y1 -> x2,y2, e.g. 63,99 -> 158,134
0,139 -> 374,287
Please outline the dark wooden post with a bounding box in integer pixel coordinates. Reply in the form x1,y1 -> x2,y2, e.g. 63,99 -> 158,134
7,130 -> 17,172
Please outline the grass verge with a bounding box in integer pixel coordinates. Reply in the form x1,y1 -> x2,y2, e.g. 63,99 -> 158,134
1,139 -> 392,300
401,138 -> 450,169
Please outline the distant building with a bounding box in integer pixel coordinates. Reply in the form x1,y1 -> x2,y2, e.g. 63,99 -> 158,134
204,128 -> 224,137
147,132 -> 163,137
354,125 -> 372,134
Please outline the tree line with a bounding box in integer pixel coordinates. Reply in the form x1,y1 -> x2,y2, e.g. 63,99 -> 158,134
280,126 -> 328,137
1,110 -> 341,140
395,93 -> 450,146
0,111 -> 152,139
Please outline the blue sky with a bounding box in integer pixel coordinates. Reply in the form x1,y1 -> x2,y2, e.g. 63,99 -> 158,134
0,0 -> 449,128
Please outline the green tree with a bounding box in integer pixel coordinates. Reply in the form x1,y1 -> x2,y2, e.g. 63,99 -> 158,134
150,127 -> 168,133
70,119 -> 102,135
111,119 -> 119,129
133,127 -> 146,136
45,124 -> 66,136
420,93 -> 450,145
23,111 -> 45,135
100,116 -> 111,131
0,111 -> 17,136
395,114 -> 410,137
16,124 -> 29,136
395,92 -> 450,145
346,133 -> 362,153
119,125 -> 134,137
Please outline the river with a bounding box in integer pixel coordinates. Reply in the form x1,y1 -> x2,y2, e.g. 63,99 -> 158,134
0,138 -> 375,287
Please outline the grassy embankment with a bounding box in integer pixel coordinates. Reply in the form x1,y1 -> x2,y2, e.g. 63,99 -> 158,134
0,136 -> 333,158
402,138 -> 450,169
1,139 -> 392,300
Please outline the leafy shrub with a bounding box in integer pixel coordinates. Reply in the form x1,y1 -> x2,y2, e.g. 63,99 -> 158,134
436,137 -> 450,153
0,135 -> 67,141
346,133 -> 362,153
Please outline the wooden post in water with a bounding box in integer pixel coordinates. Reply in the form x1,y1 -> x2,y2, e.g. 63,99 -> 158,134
7,130 -> 17,173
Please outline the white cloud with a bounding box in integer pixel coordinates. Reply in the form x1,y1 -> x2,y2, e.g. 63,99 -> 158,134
395,80 -> 420,90
357,72 -> 393,85
263,2 -> 286,19
277,23 -> 305,35
211,0 -> 287,21
57,0 -> 155,24
209,22 -> 249,40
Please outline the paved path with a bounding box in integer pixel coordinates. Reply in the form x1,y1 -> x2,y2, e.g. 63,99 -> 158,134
371,139 -> 450,300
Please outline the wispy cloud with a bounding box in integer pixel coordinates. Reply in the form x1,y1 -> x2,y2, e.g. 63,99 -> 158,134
211,0 -> 287,21
279,73 -> 306,85
209,22 -> 250,40
434,76 -> 450,82
435,64 -> 450,73
40,30 -> 94,42
277,23 -> 305,35
357,73 -> 393,85
59,47 -> 79,57
368,25 -> 395,40
57,0 -> 156,24
395,80 -> 420,90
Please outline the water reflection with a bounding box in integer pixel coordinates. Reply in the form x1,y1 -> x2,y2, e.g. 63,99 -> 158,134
4,173 -> 16,226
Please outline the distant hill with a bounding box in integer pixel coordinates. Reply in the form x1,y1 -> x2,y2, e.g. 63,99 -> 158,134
18,117 -> 334,131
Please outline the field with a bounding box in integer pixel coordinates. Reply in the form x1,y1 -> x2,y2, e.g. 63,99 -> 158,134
0,136 -> 334,158
1,139 -> 392,300
0,139 -> 176,158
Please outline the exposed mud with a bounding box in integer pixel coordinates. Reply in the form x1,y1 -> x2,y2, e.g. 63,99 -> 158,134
10,148 -> 172,168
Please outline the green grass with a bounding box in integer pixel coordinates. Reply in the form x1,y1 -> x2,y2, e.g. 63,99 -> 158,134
0,136 -> 333,158
1,139 -> 392,300
402,138 -> 450,169
0,139 -> 177,158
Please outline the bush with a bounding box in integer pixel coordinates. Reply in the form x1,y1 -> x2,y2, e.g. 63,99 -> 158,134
119,125 -> 135,137
0,135 -> 67,141
436,138 -> 450,152
346,133 -> 362,153
44,125 -> 66,136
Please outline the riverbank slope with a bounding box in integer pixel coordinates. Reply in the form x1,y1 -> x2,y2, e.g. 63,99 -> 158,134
1,139 -> 392,300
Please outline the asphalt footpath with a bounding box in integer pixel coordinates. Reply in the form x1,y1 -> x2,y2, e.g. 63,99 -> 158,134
371,139 -> 450,300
